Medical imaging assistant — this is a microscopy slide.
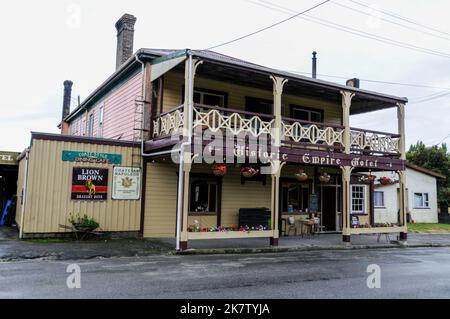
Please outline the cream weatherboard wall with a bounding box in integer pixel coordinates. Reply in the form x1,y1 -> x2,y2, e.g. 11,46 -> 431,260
373,168 -> 439,224
16,137 -> 141,236
162,71 -> 343,124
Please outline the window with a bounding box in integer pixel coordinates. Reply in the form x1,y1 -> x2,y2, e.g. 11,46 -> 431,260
414,193 -> 429,208
88,113 -> 95,137
351,185 -> 366,214
98,105 -> 104,137
193,89 -> 226,107
81,115 -> 86,136
290,105 -> 323,123
281,183 -> 310,213
374,191 -> 385,207
245,97 -> 273,115
189,180 -> 218,213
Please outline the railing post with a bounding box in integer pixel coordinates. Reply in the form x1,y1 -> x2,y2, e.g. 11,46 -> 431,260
397,103 -> 406,160
341,165 -> 353,243
340,91 -> 355,154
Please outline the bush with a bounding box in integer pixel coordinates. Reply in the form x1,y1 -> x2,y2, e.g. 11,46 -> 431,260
68,213 -> 100,231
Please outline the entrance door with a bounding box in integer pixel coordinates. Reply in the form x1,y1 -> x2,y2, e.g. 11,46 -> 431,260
322,186 -> 337,231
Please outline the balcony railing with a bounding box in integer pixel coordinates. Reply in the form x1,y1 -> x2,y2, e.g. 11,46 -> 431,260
152,104 -> 401,155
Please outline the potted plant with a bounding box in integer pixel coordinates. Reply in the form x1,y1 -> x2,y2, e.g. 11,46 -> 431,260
241,165 -> 259,178
295,169 -> 308,182
68,213 -> 100,232
378,176 -> 393,185
319,172 -> 331,183
212,164 -> 227,176
360,174 -> 376,184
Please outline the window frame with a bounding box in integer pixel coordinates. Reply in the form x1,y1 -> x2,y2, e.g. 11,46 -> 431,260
351,184 -> 366,215
182,86 -> 228,108
289,104 -> 324,123
413,192 -> 430,209
189,178 -> 219,215
98,104 -> 104,137
373,191 -> 385,208
88,112 -> 95,137
81,114 -> 87,136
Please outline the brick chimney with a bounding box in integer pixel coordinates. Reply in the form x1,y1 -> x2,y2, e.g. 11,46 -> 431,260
115,13 -> 137,70
61,80 -> 73,134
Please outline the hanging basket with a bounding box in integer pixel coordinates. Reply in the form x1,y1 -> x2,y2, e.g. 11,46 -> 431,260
319,173 -> 331,184
212,164 -> 227,177
378,177 -> 394,185
241,166 -> 259,178
295,170 -> 308,182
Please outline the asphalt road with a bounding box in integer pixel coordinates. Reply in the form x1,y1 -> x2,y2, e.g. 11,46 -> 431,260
1,247 -> 450,299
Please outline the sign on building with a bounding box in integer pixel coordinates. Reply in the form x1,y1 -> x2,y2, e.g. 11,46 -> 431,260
112,167 -> 141,200
71,167 -> 108,200
62,150 -> 122,165
0,152 -> 19,165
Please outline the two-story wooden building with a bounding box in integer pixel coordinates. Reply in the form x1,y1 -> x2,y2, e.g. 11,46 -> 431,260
16,14 -> 408,250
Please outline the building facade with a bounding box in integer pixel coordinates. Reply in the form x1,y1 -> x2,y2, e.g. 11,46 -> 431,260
16,14 -> 410,249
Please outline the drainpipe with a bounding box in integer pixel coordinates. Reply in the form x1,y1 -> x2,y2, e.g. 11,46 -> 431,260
19,149 -> 29,239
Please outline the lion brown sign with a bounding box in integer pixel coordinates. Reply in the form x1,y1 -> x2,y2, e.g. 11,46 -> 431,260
71,167 -> 108,200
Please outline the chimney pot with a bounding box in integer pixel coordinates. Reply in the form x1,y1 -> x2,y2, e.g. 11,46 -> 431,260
312,51 -> 317,79
346,78 -> 360,88
115,13 -> 137,70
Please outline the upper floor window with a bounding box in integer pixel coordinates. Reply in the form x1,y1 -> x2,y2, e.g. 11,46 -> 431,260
414,193 -> 429,208
290,105 -> 323,123
81,115 -> 87,136
98,105 -> 104,137
351,185 -> 366,214
245,97 -> 272,115
374,191 -> 385,208
88,113 -> 94,137
193,89 -> 226,107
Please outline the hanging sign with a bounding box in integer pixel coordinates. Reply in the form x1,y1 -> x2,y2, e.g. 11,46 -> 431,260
112,167 -> 141,200
71,167 -> 108,200
62,150 -> 122,165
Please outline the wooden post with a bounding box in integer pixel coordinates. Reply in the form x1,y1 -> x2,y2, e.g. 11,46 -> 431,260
341,166 -> 353,242
340,91 -> 354,154
397,103 -> 406,160
398,170 -> 407,240
270,76 -> 287,246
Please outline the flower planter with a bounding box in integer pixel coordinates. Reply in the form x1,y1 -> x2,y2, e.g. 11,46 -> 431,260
241,166 -> 258,178
319,173 -> 331,183
295,170 -> 308,182
212,164 -> 227,177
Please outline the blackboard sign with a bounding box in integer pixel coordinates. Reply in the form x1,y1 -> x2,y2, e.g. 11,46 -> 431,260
351,215 -> 360,227
309,193 -> 319,213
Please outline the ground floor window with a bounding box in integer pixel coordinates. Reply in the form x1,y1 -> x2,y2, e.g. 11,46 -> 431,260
351,185 -> 366,214
374,191 -> 385,208
414,192 -> 429,208
189,179 -> 218,213
281,183 -> 309,213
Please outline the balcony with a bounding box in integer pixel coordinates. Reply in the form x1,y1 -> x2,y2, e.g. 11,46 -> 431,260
151,103 -> 401,157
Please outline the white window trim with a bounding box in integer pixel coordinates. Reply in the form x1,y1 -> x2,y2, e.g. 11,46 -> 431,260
98,104 -> 104,137
88,112 -> 95,137
413,192 -> 430,209
351,184 -> 366,214
194,89 -> 225,107
374,191 -> 385,208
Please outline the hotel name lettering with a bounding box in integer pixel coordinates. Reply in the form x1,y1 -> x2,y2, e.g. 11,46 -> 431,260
301,153 -> 387,169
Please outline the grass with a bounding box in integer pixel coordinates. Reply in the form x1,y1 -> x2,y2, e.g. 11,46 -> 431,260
408,223 -> 450,234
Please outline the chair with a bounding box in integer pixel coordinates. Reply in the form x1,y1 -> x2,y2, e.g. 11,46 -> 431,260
286,216 -> 298,236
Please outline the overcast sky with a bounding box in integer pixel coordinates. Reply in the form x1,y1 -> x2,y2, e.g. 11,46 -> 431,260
1,0 -> 449,151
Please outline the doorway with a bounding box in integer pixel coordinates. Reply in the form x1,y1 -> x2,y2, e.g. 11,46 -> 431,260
321,186 -> 337,231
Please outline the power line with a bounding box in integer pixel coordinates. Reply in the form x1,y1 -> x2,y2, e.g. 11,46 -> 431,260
330,0 -> 450,42
205,0 -> 331,50
347,0 -> 450,38
286,70 -> 450,91
409,91 -> 450,104
248,0 -> 450,59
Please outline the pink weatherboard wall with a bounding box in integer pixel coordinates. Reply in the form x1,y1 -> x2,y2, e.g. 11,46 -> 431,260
68,71 -> 142,141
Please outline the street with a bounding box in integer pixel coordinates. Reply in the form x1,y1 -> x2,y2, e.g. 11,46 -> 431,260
1,247 -> 450,298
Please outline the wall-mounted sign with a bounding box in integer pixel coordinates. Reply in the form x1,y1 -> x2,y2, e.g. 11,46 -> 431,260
309,193 -> 319,213
71,167 -> 108,200
0,152 -> 19,165
62,150 -> 122,165
351,215 -> 360,227
112,166 -> 141,200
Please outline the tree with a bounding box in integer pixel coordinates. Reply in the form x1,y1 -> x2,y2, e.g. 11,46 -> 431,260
406,141 -> 450,213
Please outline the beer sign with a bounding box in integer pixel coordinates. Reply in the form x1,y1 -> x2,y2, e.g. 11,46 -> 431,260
71,167 -> 108,200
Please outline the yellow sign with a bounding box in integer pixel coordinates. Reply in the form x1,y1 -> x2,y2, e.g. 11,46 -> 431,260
0,152 -> 19,165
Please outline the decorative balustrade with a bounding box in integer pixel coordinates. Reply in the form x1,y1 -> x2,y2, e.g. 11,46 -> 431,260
350,128 -> 400,154
151,104 -> 401,156
193,104 -> 275,138
282,117 -> 345,148
152,105 -> 184,137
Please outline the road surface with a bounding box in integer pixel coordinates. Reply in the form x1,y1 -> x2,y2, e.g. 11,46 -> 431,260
1,247 -> 450,298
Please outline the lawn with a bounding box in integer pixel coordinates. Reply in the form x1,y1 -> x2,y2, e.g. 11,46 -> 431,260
408,223 -> 450,234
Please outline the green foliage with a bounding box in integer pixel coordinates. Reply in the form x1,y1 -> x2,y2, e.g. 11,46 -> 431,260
407,142 -> 450,209
68,213 -> 100,230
